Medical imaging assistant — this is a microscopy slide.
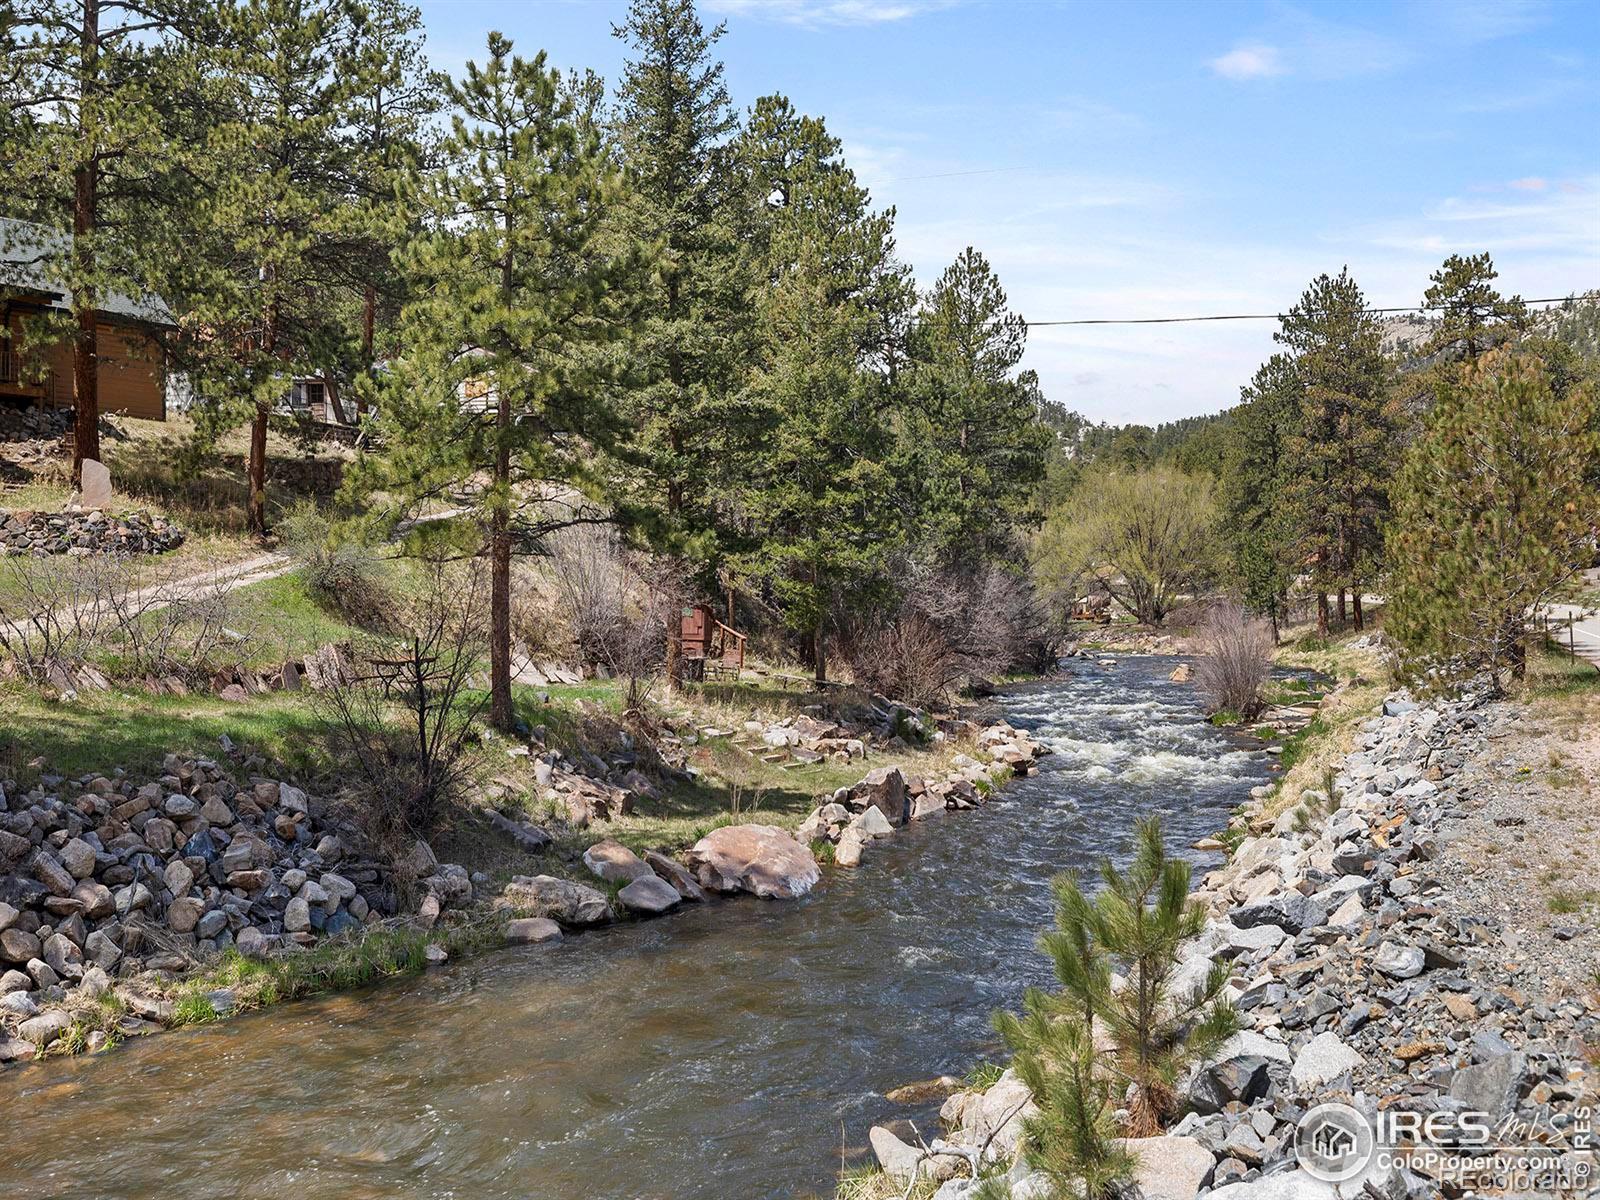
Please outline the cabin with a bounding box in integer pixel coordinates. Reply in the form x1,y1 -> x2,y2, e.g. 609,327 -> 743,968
0,218 -> 175,422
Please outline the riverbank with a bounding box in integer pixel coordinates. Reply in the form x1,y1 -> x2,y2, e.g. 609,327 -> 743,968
866,652 -> 1600,1199
0,684 -> 1050,1072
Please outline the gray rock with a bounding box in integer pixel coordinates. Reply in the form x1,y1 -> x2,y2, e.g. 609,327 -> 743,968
18,1008 -> 71,1047
617,874 -> 681,915
59,837 -> 97,879
1289,1031 -> 1364,1091
505,917 -> 562,945
502,875 -> 612,926
1120,1135 -> 1216,1200
1374,941 -> 1425,978
284,896 -> 311,933
582,839 -> 653,885
1449,1051 -> 1528,1117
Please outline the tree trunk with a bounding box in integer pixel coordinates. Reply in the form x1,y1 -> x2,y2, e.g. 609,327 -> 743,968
1337,588 -> 1347,627
489,383 -> 513,732
69,0 -> 101,482
247,401 -> 269,536
1352,592 -> 1364,632
814,618 -> 826,688
1317,591 -> 1330,638
358,283 -> 375,420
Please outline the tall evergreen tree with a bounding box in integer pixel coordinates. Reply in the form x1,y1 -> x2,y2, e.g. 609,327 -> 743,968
365,33 -> 644,730
1276,268 -> 1396,634
1423,251 -> 1528,361
167,0 -> 361,535
1388,351 -> 1598,691
733,97 -> 911,684
0,0 -> 196,479
904,247 -> 1049,563
1222,354 -> 1299,639
335,0 -> 439,422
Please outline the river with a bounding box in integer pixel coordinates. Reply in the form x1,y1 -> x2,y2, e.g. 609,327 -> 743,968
0,656 -> 1277,1200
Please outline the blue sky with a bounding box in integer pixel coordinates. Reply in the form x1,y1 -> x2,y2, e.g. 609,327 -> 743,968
415,0 -> 1600,424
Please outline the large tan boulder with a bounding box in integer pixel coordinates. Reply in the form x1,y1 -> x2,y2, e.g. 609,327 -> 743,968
582,839 -> 652,885
685,824 -> 820,899
1120,1135 -> 1215,1200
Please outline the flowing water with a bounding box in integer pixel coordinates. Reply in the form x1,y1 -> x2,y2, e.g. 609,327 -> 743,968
0,656 -> 1279,1200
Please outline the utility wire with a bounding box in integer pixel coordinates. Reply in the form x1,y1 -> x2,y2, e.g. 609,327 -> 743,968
1022,295 -> 1587,328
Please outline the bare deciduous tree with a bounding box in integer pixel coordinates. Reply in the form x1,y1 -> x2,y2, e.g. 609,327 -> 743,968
1194,600 -> 1273,719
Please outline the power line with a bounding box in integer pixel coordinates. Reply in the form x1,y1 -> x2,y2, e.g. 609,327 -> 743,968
1022,295 -> 1588,328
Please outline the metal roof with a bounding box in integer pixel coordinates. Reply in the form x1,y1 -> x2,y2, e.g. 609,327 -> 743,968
0,217 -> 176,326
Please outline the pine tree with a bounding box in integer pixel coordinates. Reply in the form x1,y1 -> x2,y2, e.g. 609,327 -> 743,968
1223,353 -> 1299,639
1276,269 -> 1396,634
732,96 -> 911,684
1388,350 -> 1598,691
1423,252 -> 1528,361
364,32 -> 644,730
166,0 -> 361,535
903,248 -> 1049,564
610,0 -> 750,684
335,0 -> 439,422
0,0 -> 195,479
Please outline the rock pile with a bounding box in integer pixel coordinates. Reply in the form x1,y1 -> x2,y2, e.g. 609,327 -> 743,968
877,692 -> 1595,1199
0,754 -> 474,1063
796,722 -> 1047,869
0,509 -> 185,557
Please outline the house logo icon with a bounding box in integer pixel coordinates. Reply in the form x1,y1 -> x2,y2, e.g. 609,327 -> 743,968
1295,1103 -> 1375,1183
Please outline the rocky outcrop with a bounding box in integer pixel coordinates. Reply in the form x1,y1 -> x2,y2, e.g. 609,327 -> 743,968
0,508 -> 184,557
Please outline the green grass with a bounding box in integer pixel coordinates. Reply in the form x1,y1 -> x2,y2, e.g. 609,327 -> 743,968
964,1059 -> 1006,1090
1526,645 -> 1600,700
229,568 -> 370,663
0,684 -> 328,781
1547,888 -> 1597,915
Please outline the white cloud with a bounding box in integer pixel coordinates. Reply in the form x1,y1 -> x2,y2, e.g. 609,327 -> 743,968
704,0 -> 955,28
1508,177 -> 1548,191
1208,43 -> 1285,81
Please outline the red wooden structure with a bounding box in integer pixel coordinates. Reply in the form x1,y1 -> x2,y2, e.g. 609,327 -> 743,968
679,603 -> 747,681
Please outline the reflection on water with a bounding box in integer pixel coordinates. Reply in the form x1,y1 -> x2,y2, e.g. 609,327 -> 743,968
0,657 -> 1273,1200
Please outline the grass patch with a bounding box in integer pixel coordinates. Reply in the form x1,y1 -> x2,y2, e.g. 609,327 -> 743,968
0,684 -> 328,780
1548,888 -> 1598,915
964,1059 -> 1006,1090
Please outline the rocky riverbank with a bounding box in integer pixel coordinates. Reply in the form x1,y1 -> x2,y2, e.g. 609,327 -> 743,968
0,508 -> 185,556
863,687 -> 1598,1198
0,713 -> 1047,1073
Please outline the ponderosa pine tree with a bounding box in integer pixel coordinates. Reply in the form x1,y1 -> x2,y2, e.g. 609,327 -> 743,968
335,0 -> 439,423
1388,350 -> 1598,691
0,0 -> 196,479
610,0 -> 750,685
367,33 -> 645,731
1223,353 -> 1299,640
904,248 -> 1049,563
1276,268 -> 1396,634
733,97 -> 911,685
1423,252 -> 1528,361
170,0 -> 361,535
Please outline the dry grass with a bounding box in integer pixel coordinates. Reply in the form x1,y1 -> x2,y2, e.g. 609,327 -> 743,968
1259,635 -> 1387,823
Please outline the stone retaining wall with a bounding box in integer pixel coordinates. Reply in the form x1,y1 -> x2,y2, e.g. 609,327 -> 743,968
0,509 -> 185,557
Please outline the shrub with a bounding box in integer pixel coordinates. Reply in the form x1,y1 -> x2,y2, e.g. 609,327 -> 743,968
315,562 -> 486,856
277,501 -> 394,629
1194,600 -> 1272,720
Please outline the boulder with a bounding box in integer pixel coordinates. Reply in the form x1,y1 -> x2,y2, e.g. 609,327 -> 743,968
284,897 -> 312,933
502,875 -> 612,926
643,851 -> 706,902
1121,1135 -> 1215,1200
18,1008 -> 71,1047
1449,1051 -> 1528,1117
1,928 -> 42,964
685,824 -> 820,900
582,839 -> 653,885
856,766 -> 910,826
1289,1032 -> 1364,1091
1373,941 -> 1425,979
851,806 -> 896,840
505,917 -> 563,945
834,828 -> 864,868
617,874 -> 681,915
59,838 -> 97,880
167,896 -> 205,934
956,1069 -> 1039,1162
